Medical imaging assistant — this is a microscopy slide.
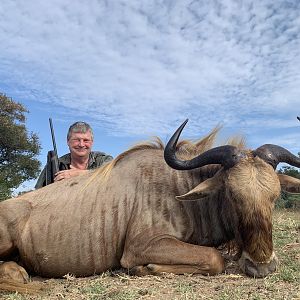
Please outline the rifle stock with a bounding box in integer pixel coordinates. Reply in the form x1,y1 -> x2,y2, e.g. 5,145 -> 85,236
46,150 -> 59,185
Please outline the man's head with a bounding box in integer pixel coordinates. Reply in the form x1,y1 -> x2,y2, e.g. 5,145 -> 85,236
67,122 -> 94,141
67,122 -> 94,158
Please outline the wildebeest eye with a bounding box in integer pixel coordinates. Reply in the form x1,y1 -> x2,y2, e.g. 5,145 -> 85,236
265,153 -> 277,168
261,153 -> 277,168
232,152 -> 246,160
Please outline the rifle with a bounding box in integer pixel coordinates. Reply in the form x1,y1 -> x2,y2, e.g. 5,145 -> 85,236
45,118 -> 60,185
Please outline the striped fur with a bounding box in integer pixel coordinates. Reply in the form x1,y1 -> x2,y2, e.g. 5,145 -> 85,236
0,127 -> 296,285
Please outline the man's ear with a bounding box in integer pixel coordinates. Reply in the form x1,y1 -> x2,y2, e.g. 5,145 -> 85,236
278,173 -> 300,193
176,171 -> 224,201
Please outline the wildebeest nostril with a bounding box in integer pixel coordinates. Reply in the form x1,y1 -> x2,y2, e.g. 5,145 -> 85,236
244,258 -> 258,277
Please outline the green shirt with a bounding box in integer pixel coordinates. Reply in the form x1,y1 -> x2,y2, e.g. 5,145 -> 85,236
35,151 -> 113,189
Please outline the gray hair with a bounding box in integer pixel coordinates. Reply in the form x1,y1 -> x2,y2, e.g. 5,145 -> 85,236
67,121 -> 94,141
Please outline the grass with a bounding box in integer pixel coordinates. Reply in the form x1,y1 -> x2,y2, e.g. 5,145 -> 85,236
0,209 -> 299,300
81,281 -> 142,300
267,211 -> 300,285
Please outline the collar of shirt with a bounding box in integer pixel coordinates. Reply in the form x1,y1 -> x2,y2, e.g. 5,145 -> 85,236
59,152 -> 96,170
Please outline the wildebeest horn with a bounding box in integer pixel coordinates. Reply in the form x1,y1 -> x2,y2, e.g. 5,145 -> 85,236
254,144 -> 300,169
164,119 -> 245,170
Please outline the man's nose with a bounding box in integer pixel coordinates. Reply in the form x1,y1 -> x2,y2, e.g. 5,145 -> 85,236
78,139 -> 85,146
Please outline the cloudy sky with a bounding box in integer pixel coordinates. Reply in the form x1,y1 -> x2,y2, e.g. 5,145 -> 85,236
1,0 -> 300,190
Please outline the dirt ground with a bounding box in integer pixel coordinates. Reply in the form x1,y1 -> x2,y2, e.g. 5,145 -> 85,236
0,210 -> 299,300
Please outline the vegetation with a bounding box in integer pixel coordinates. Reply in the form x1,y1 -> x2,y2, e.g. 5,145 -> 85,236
277,166 -> 300,209
0,210 -> 299,300
278,166 -> 300,179
0,93 -> 41,200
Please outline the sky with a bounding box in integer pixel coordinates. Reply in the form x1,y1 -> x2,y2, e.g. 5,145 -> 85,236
1,0 -> 300,192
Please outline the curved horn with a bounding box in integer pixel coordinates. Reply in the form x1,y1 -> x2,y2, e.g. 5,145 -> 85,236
164,119 -> 244,170
254,144 -> 300,169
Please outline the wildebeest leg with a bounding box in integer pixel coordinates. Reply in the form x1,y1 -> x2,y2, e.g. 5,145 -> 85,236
0,262 -> 42,294
130,263 -> 220,276
0,217 -> 29,283
121,235 -> 224,276
0,261 -> 29,283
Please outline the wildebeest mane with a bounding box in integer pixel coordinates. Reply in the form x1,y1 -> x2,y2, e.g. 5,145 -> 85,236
88,125 -> 245,186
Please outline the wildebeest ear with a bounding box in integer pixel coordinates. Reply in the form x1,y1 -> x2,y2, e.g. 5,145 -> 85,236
176,171 -> 224,201
278,174 -> 300,193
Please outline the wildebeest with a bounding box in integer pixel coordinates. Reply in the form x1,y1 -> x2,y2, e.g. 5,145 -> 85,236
1,120 -> 300,290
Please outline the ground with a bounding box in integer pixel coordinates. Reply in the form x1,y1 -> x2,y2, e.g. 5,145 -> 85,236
1,210 -> 299,300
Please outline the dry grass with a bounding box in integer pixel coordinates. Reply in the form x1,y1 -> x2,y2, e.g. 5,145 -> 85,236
1,210 -> 299,300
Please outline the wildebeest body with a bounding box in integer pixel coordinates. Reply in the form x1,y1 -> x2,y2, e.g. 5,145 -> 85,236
2,122 -> 300,286
4,149 -> 198,277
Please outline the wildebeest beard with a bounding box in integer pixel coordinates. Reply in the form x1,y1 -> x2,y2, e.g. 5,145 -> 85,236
172,159 -> 277,262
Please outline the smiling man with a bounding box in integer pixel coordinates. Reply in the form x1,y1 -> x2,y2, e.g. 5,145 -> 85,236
35,122 -> 113,188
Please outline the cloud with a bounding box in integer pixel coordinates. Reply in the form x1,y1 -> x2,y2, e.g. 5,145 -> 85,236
1,0 -> 300,142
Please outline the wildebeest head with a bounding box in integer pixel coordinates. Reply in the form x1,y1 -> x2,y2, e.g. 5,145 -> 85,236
164,120 -> 300,278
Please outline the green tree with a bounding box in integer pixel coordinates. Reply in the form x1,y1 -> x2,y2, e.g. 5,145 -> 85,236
278,166 -> 300,179
0,93 -> 41,200
277,166 -> 300,209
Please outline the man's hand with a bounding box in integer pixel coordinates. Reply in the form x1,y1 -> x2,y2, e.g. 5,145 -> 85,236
54,165 -> 88,182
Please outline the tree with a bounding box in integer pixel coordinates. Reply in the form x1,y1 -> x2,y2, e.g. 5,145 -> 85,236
277,166 -> 300,209
278,166 -> 300,179
0,93 -> 41,200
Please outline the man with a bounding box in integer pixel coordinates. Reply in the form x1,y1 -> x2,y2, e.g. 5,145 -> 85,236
35,121 -> 113,188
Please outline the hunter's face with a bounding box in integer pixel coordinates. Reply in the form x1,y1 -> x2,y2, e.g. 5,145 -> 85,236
67,130 -> 93,158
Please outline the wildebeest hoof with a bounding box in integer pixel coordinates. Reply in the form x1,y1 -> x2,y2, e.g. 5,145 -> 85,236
129,265 -> 157,276
146,264 -> 156,272
0,261 -> 29,283
129,265 -> 145,276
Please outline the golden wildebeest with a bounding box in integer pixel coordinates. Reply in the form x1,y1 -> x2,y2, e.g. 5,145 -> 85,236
1,120 -> 300,291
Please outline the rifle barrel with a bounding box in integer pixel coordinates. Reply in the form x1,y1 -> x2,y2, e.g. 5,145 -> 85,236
49,118 -> 58,155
